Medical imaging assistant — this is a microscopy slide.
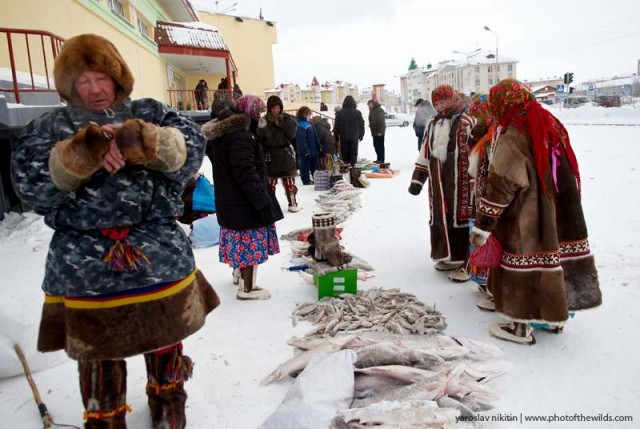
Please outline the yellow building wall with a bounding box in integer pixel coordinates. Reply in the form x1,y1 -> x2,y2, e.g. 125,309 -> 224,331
0,0 -> 177,103
199,12 -> 277,97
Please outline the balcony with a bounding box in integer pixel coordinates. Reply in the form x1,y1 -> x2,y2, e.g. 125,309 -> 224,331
155,21 -> 238,87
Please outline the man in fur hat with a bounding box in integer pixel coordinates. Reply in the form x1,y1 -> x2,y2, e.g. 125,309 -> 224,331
11,34 -> 220,429
408,84 -> 476,282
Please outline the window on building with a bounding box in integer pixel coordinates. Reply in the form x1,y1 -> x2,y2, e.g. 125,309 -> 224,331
508,64 -> 513,72
166,65 -> 175,88
475,66 -> 480,73
489,78 -> 493,86
497,65 -> 500,72
475,79 -> 480,87
487,66 -> 492,73
137,16 -> 152,39
108,0 -> 126,18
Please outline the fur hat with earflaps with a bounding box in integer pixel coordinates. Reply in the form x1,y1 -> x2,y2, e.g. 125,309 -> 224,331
54,33 -> 134,107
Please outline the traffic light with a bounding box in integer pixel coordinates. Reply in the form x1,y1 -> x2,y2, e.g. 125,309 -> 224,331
563,72 -> 575,85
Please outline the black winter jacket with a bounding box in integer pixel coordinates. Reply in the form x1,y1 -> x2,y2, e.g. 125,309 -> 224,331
202,114 -> 283,230
256,112 -> 298,177
334,107 -> 365,143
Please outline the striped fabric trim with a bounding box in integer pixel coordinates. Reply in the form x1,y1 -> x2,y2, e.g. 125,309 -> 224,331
44,271 -> 197,309
560,239 -> 591,260
500,251 -> 561,270
478,197 -> 508,218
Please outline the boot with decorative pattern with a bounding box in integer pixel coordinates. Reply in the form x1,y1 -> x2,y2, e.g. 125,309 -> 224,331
78,360 -> 130,429
144,344 -> 191,429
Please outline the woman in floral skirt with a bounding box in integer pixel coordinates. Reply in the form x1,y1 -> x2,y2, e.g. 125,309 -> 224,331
203,95 -> 284,299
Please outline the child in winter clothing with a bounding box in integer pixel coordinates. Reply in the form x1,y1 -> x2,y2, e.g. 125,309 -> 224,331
11,33 -> 219,429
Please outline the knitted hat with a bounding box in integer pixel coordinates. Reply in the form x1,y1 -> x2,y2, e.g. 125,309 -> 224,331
54,33 -> 134,106
235,95 -> 266,121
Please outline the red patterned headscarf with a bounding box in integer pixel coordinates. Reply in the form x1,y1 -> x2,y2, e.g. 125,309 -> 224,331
235,95 -> 266,122
431,85 -> 459,118
468,93 -> 493,127
489,78 -> 581,194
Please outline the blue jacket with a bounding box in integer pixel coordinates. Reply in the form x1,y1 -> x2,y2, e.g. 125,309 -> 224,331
295,119 -> 321,157
11,98 -> 206,297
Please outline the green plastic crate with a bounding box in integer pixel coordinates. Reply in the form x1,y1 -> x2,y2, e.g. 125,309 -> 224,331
314,268 -> 357,299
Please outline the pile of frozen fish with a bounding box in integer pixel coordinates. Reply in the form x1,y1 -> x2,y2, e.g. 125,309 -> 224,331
262,290 -> 512,428
291,289 -> 446,336
315,180 -> 363,224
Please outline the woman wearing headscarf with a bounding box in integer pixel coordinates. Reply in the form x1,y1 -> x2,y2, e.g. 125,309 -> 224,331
10,33 -> 219,428
408,84 -> 476,280
202,95 -> 284,301
470,79 -> 602,344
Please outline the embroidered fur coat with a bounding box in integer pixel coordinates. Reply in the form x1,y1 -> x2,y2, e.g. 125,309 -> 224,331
474,126 -> 602,323
411,111 -> 476,262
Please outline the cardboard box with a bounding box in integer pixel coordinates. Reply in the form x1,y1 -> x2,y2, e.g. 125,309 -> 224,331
314,268 -> 357,299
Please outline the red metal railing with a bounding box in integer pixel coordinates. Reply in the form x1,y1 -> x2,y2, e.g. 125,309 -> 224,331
0,28 -> 65,104
167,89 -> 242,111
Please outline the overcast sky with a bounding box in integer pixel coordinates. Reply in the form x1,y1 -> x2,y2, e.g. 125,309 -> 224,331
191,0 -> 640,92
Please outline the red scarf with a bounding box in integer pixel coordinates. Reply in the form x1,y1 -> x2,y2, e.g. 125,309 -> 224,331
490,79 -> 581,194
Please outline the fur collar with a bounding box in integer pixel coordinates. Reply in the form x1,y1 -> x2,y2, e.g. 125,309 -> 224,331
202,114 -> 251,140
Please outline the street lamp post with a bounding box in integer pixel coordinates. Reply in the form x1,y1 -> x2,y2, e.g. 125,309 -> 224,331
484,26 -> 498,86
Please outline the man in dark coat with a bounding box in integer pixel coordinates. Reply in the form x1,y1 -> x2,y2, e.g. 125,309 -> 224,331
333,95 -> 365,165
367,99 -> 386,163
257,95 -> 301,212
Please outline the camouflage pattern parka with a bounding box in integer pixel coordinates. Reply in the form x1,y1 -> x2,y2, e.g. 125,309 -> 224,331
11,98 -> 206,297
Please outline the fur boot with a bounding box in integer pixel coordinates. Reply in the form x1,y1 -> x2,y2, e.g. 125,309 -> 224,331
144,345 -> 192,429
312,212 -> 350,267
78,360 -> 129,429
237,265 -> 270,300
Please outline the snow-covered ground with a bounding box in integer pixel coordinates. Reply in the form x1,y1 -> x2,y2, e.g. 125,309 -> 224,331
1,106 -> 639,428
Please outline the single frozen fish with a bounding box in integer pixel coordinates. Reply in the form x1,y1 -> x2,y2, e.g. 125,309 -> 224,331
261,335 -> 355,385
354,342 -> 444,369
351,364 -> 466,408
341,399 -> 459,427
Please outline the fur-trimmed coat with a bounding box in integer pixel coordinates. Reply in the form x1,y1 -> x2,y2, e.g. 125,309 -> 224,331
11,98 -> 205,297
411,111 -> 476,262
202,114 -> 284,230
257,112 -> 298,177
474,126 -> 602,323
